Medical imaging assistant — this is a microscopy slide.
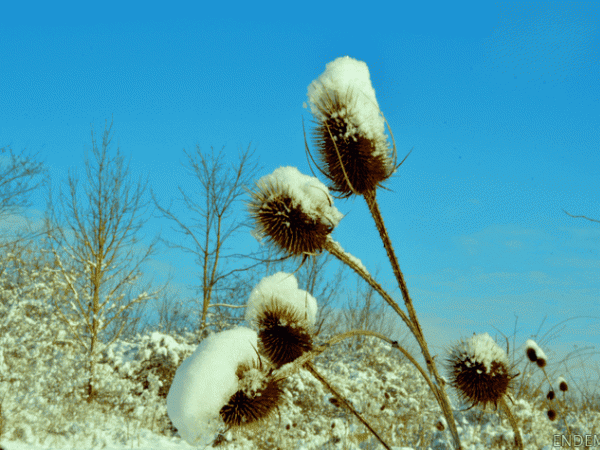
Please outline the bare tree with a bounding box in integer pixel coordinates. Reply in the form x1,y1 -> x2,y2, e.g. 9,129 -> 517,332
44,117 -> 168,401
151,144 -> 261,339
0,145 -> 48,248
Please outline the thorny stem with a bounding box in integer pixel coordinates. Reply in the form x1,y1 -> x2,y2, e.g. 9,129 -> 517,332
346,188 -> 462,450
305,362 -> 392,450
500,396 -> 523,449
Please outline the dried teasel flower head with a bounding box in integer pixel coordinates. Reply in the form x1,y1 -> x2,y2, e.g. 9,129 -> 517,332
248,166 -> 343,257
219,359 -> 283,428
547,409 -> 557,421
446,333 -> 517,410
304,56 -> 401,198
167,327 -> 283,446
246,272 -> 317,368
525,339 -> 547,368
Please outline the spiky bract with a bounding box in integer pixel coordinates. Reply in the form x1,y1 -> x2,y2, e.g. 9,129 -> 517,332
446,333 -> 516,410
309,88 -> 394,198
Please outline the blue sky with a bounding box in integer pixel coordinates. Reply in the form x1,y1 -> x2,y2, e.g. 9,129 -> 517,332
1,2 -> 599,393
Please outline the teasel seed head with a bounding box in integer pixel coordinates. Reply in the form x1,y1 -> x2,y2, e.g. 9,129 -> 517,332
257,299 -> 313,368
547,409 -> 557,421
247,166 -> 343,257
246,272 -> 317,368
305,56 -> 401,198
547,389 -> 555,401
219,360 -> 283,428
557,376 -> 568,392
446,333 -> 517,411
525,339 -> 547,368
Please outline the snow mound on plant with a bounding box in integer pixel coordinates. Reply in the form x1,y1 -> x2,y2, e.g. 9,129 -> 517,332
166,327 -> 259,446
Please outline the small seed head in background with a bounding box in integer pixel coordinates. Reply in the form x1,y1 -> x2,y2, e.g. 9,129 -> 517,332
525,339 -> 547,368
547,409 -> 557,421
547,390 -> 555,401
557,376 -> 568,392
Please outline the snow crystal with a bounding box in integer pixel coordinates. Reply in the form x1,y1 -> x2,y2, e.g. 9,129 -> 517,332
166,327 -> 259,446
306,56 -> 389,158
256,166 -> 343,227
245,272 -> 318,327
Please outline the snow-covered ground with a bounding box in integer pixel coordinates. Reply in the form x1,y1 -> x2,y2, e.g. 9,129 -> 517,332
1,327 -> 598,450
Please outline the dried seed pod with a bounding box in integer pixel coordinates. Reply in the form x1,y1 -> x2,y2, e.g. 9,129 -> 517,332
446,333 -> 517,410
557,376 -> 568,392
247,166 -> 342,257
525,339 -> 547,368
305,56 -> 399,198
219,361 -> 283,427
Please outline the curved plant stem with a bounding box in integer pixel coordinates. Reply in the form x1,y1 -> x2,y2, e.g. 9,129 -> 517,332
323,330 -> 439,399
343,188 -> 462,450
325,235 -> 462,449
500,396 -> 523,449
305,362 -> 392,450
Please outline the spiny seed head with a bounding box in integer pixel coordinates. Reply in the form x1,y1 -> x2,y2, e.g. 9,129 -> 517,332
547,389 -> 556,401
219,360 -> 283,428
547,409 -> 557,421
247,166 -> 342,257
525,339 -> 547,368
446,333 -> 517,410
256,299 -> 313,368
305,56 -> 396,198
557,376 -> 568,392
308,89 -> 394,197
246,273 -> 317,367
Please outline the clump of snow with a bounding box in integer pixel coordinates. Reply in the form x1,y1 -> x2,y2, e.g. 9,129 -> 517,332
166,327 -> 259,446
246,272 -> 318,327
326,237 -> 369,276
457,333 -> 509,374
256,166 -> 343,227
525,339 -> 547,364
305,56 -> 389,157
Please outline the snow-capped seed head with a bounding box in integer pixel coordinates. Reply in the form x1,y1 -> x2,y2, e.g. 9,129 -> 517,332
246,272 -> 317,367
219,359 -> 283,428
167,327 -> 266,446
557,376 -> 568,392
248,166 -> 343,256
446,333 -> 516,410
305,56 -> 396,198
547,389 -> 555,400
525,339 -> 547,368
